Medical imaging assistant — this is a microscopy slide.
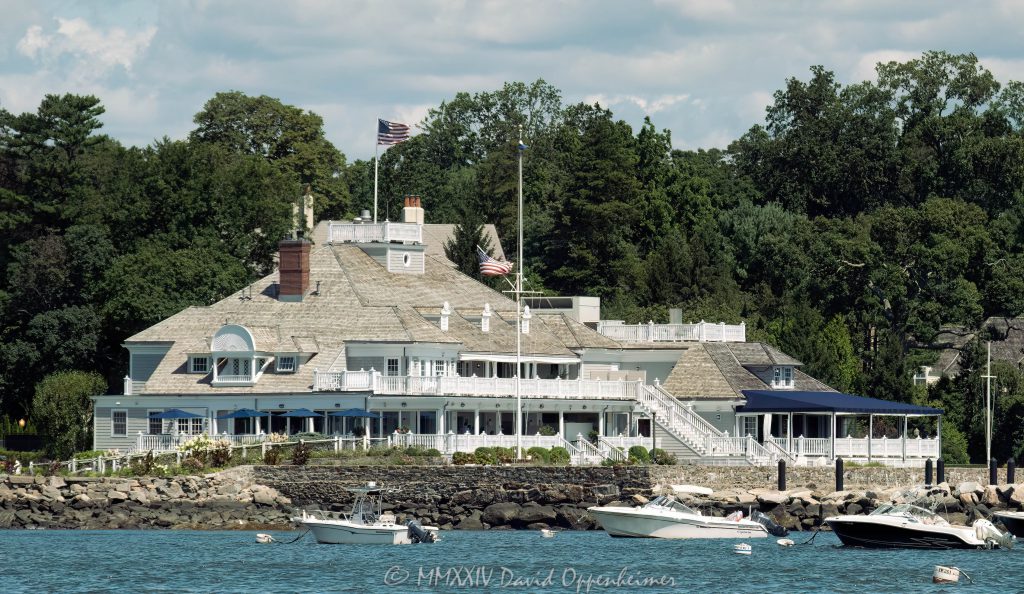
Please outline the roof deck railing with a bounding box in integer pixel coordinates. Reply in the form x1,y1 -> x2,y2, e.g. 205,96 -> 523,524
597,320 -> 745,343
327,221 -> 422,244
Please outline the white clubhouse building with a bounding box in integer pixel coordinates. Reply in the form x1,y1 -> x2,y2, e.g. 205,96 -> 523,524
93,199 -> 941,466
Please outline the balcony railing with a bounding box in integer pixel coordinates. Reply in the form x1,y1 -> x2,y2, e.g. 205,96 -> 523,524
767,435 -> 941,459
597,320 -> 745,343
328,221 -> 422,244
314,370 -> 642,400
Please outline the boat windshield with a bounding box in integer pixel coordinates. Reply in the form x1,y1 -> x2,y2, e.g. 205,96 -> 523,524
647,495 -> 699,515
869,504 -> 947,525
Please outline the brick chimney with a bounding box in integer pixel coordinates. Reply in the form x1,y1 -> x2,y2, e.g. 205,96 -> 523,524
402,195 -> 424,224
278,239 -> 311,302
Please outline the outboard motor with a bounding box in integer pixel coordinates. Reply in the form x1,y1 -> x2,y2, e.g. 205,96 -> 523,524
406,519 -> 436,544
751,510 -> 789,537
974,519 -> 1014,550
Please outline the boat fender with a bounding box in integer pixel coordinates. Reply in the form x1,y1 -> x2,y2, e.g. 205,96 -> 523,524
256,533 -> 275,544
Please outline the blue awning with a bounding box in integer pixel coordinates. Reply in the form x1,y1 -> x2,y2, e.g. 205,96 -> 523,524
738,390 -> 943,415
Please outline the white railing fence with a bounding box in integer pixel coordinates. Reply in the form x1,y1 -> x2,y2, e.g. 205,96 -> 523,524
596,320 -> 746,343
314,371 -> 642,400
327,222 -> 422,244
767,435 -> 941,460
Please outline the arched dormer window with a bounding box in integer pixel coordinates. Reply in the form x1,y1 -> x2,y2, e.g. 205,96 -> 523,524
210,324 -> 259,385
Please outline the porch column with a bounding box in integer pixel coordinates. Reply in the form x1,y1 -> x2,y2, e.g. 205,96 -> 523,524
473,409 -> 480,434
255,415 -> 261,434
902,415 -> 907,462
437,408 -> 445,435
558,410 -> 565,437
868,414 -> 873,463
787,413 -> 793,453
830,412 -> 837,460
598,413 -> 605,437
212,358 -> 219,382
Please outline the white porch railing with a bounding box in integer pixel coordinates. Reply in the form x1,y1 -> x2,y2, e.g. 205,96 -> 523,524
596,320 -> 746,343
707,435 -> 777,465
327,221 -> 422,244
598,435 -> 651,461
389,432 -> 569,455
768,435 -> 941,459
314,371 -> 642,400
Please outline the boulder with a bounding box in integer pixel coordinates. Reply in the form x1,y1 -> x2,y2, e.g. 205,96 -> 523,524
106,490 -> 128,503
518,504 -> 557,524
844,503 -> 863,516
1010,486 -> 1024,508
252,488 -> 277,507
959,492 -> 978,507
455,510 -> 484,530
481,502 -> 521,525
956,482 -> 981,497
982,485 -> 1000,507
757,491 -> 788,506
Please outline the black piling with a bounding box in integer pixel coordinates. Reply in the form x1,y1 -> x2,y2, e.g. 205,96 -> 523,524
925,458 -> 933,487
1008,458 -> 1016,484
990,458 -> 998,486
936,458 -> 945,485
778,459 -> 786,491
835,457 -> 844,492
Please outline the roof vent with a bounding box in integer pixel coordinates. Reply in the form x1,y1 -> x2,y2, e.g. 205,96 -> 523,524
521,305 -> 532,335
440,301 -> 452,332
481,303 -> 491,333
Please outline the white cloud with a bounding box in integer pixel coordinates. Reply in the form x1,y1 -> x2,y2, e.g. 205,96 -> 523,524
852,50 -> 921,83
17,17 -> 157,79
582,93 -> 691,115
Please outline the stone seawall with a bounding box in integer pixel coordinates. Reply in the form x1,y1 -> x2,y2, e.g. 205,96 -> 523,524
0,469 -> 294,530
0,464 -> 1020,531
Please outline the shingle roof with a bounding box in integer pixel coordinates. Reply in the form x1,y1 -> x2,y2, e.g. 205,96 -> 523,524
661,342 -> 826,400
311,221 -> 506,263
536,313 -> 622,349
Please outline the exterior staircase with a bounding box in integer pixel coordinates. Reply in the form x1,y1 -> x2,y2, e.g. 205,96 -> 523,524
635,384 -> 777,466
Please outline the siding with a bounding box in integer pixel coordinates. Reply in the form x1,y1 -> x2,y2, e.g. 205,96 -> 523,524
93,407 -> 150,451
583,363 -> 618,380
131,352 -> 167,382
387,249 -> 424,274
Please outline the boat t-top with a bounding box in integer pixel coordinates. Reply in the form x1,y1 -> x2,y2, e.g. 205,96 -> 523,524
588,495 -> 788,539
295,483 -> 438,545
826,503 -> 1013,550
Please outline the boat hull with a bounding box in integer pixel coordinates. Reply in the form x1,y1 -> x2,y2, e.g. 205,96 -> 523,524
995,512 -> 1024,538
826,518 -> 982,550
589,508 -> 768,539
301,519 -> 414,545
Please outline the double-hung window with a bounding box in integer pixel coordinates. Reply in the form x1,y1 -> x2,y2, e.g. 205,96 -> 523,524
191,356 -> 209,374
277,356 -> 296,373
112,410 -> 127,436
386,358 -> 400,376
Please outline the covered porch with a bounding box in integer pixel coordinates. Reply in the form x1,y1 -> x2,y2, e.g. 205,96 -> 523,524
738,390 -> 943,466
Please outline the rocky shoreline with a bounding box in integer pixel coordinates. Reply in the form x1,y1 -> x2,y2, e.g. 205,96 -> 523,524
0,464 -> 1022,532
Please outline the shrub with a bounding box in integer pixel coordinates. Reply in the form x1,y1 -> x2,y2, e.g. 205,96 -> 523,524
179,435 -> 215,465
263,447 -> 282,465
526,446 -> 550,463
74,450 -> 106,461
181,457 -> 205,473
424,448 -> 442,458
291,442 -> 312,466
131,451 -> 155,475
650,448 -> 677,465
267,432 -> 290,444
366,446 -> 394,457
587,430 -> 599,444
404,446 -> 427,457
351,426 -> 367,437
538,425 -> 557,436
293,432 -> 323,441
209,440 -> 233,468
495,447 -> 515,463
548,446 -> 570,465
474,447 -> 497,465
941,424 -> 969,465
628,445 -> 650,464
452,451 -> 475,465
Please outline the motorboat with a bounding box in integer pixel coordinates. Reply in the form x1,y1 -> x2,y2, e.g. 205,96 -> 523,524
825,503 -> 1014,550
294,483 -> 438,545
588,495 -> 788,539
994,510 -> 1024,537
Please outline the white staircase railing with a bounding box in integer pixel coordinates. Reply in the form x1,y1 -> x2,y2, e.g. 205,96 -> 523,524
635,384 -> 723,456
571,434 -> 612,464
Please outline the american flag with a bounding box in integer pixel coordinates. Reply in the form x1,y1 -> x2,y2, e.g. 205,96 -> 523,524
377,119 -> 411,145
477,245 -> 513,277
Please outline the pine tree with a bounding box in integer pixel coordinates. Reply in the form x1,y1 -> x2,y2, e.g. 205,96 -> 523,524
444,206 -> 493,278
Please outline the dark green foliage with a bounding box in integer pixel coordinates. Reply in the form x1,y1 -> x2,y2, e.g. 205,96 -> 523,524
291,442 -> 312,466
262,447 -> 282,466
628,446 -> 650,464
451,451 -> 475,465
473,447 -> 497,465
548,446 -> 570,465
650,448 -> 677,465
31,371 -> 106,459
526,446 -> 550,463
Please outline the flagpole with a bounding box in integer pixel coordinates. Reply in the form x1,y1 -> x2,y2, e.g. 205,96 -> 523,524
373,118 -> 380,223
516,124 -> 524,461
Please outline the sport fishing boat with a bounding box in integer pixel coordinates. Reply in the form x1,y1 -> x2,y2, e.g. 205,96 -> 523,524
994,510 -> 1024,538
826,503 -> 1014,550
588,495 -> 788,539
294,483 -> 438,545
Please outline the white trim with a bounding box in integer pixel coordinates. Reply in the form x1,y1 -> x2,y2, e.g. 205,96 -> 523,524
190,356 -> 210,374
277,356 -> 296,373
459,353 -> 580,365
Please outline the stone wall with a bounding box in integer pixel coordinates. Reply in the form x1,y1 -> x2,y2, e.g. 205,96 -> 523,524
645,465 -> 995,491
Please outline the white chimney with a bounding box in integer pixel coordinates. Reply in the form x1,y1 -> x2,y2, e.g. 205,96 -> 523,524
521,305 -> 532,334
402,195 -> 424,224
440,301 -> 452,332
481,303 -> 491,333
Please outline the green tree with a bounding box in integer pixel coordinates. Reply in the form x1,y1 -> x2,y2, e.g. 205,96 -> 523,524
32,370 -> 106,459
444,205 -> 494,278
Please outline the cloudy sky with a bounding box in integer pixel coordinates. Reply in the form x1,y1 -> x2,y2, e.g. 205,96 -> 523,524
3,1 -> 1024,160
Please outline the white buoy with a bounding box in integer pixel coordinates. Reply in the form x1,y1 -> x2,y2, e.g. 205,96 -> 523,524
733,543 -> 752,555
540,529 -> 556,538
932,566 -> 959,584
777,538 -> 795,547
256,533 -> 275,544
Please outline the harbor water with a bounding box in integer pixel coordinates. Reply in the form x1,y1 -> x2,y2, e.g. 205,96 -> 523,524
1,529 -> 1022,593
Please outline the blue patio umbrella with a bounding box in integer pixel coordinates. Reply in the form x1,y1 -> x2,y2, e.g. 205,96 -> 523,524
277,408 -> 323,418
328,408 -> 381,419
149,409 -> 204,419
215,408 -> 270,419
